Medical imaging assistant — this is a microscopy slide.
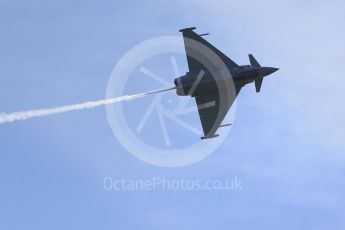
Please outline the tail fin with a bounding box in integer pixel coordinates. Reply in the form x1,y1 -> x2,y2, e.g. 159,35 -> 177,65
249,54 -> 261,67
249,54 -> 263,92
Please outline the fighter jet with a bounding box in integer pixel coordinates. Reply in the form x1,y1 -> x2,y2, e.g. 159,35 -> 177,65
174,27 -> 278,139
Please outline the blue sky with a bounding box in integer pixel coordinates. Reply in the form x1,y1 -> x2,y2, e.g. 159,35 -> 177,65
0,0 -> 345,229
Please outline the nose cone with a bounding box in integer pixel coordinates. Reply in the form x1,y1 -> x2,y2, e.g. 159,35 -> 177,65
259,67 -> 279,77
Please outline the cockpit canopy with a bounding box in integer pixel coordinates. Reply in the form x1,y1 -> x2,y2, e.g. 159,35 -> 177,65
239,65 -> 251,68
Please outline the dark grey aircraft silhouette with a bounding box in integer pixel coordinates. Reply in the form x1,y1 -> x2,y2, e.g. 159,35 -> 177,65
173,27 -> 278,139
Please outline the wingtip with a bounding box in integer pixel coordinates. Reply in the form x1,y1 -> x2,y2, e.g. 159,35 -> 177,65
201,134 -> 219,140
179,27 -> 197,32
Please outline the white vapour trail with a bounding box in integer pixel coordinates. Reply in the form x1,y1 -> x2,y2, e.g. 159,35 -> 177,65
0,93 -> 146,124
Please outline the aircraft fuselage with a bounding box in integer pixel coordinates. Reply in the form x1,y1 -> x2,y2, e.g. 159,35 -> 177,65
174,65 -> 278,97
